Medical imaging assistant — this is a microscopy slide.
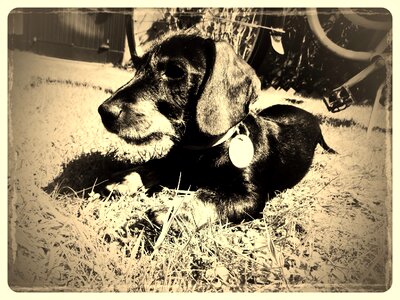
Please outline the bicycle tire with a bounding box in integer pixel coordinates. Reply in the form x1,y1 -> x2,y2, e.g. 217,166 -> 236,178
306,8 -> 388,61
245,8 -> 270,68
125,8 -> 270,69
338,8 -> 391,31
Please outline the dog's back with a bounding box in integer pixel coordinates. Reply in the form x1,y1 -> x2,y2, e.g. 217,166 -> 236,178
259,104 -> 335,153
253,104 -> 335,191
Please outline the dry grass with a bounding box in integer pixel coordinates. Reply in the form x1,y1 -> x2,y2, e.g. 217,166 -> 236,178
8,50 -> 392,292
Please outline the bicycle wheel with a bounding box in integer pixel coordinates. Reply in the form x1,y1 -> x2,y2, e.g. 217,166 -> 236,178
306,8 -> 391,61
126,8 -> 270,68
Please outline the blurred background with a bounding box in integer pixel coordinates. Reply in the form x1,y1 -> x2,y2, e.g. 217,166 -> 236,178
8,8 -> 392,109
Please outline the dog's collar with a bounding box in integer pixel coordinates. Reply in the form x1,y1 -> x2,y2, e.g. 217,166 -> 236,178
183,122 -> 248,151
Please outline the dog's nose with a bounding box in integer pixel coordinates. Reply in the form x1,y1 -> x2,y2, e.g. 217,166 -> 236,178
98,103 -> 122,123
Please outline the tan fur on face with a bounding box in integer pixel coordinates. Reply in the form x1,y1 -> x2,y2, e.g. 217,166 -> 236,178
118,100 -> 176,144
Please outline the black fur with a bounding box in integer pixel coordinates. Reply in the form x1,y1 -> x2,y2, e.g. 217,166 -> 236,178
98,34 -> 335,224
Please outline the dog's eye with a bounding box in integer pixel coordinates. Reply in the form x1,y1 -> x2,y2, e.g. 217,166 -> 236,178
163,62 -> 186,80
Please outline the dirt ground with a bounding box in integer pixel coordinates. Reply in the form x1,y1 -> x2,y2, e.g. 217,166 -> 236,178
8,50 -> 392,292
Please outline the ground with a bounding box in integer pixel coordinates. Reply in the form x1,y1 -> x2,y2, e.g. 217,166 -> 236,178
8,50 -> 392,292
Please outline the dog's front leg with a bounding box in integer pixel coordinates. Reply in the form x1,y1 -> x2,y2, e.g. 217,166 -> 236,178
196,186 -> 265,223
104,161 -> 165,196
105,170 -> 144,195
148,195 -> 220,231
148,186 -> 262,229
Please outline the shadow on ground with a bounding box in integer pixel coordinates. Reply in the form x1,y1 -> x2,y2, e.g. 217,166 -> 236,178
44,151 -> 133,197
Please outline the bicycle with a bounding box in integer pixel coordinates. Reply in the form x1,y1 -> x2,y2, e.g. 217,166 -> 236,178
124,7 -> 392,133
306,8 -> 391,135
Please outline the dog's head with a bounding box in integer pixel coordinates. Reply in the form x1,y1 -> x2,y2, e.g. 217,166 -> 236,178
98,34 -> 260,152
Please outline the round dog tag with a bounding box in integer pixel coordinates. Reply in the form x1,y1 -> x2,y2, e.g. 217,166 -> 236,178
229,134 -> 254,168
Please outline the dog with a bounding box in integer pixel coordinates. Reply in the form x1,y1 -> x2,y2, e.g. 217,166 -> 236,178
98,34 -> 336,226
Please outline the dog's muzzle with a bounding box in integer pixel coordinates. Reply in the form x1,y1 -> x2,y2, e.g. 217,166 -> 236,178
98,103 -> 122,133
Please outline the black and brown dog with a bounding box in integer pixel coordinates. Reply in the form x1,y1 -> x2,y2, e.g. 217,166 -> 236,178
98,34 -> 335,225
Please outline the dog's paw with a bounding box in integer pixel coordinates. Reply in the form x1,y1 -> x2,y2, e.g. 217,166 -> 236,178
146,207 -> 170,228
126,196 -> 220,252
105,171 -> 144,195
147,195 -> 220,230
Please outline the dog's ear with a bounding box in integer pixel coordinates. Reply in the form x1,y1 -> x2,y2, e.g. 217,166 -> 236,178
196,40 -> 261,137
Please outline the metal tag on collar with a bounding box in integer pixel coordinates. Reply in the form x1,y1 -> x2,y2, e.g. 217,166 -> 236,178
228,123 -> 254,168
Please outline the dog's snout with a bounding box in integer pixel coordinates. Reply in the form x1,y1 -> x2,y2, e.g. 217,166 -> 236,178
99,103 -> 122,120
98,103 -> 123,132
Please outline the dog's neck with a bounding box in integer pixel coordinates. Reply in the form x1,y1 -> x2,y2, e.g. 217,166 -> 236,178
183,122 -> 250,151
182,125 -> 238,151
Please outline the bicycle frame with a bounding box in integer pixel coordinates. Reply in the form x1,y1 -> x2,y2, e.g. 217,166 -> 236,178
306,8 -> 391,113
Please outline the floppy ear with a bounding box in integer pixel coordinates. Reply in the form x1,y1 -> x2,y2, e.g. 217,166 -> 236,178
196,40 -> 261,137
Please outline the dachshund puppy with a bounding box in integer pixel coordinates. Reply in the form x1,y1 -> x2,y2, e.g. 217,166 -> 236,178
98,34 -> 335,225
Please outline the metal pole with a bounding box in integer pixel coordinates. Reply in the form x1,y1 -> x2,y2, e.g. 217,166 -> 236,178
341,58 -> 385,89
367,81 -> 386,137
